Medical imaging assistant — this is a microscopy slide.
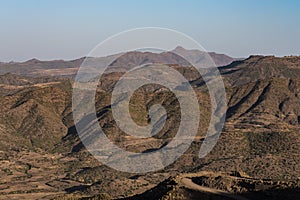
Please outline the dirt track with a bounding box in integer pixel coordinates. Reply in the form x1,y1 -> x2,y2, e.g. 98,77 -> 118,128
177,172 -> 250,200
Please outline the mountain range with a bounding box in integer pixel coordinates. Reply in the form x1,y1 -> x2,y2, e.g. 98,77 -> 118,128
0,47 -> 237,77
0,48 -> 299,200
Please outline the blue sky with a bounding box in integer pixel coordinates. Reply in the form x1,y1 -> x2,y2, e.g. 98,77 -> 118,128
0,0 -> 299,61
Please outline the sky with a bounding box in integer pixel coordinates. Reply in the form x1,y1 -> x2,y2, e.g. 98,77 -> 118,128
0,0 -> 299,61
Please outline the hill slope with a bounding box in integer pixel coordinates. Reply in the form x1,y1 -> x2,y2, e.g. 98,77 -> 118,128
0,55 -> 299,199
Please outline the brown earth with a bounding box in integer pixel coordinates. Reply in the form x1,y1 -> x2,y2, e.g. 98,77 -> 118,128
0,53 -> 299,199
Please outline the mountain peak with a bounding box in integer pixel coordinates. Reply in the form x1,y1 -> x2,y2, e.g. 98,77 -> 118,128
25,58 -> 41,63
173,46 -> 187,51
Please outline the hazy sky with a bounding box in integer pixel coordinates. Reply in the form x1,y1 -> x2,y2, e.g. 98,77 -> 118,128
0,0 -> 299,61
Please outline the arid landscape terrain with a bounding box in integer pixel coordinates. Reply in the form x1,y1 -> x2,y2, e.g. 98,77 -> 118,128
0,47 -> 299,200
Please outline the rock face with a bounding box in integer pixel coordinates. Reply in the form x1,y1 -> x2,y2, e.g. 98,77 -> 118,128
0,54 -> 299,199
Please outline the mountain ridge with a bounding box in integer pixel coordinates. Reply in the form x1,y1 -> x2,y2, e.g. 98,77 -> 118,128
0,47 -> 238,77
0,53 -> 299,199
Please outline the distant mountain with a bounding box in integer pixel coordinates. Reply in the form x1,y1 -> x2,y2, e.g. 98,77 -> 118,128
172,46 -> 237,67
107,51 -> 190,70
0,57 -> 85,77
109,46 -> 238,70
0,47 -> 238,77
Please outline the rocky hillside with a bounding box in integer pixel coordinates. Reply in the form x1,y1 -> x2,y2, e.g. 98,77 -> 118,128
219,55 -> 300,86
0,54 -> 299,199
